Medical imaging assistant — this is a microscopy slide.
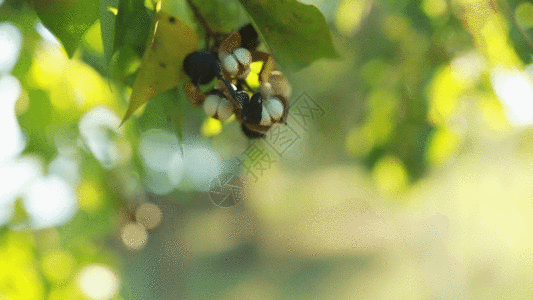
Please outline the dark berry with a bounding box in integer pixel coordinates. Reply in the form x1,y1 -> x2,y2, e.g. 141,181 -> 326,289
183,51 -> 221,86
241,92 -> 263,124
241,123 -> 265,139
238,23 -> 260,51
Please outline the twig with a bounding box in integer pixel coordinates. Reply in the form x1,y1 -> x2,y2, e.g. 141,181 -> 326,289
185,0 -> 217,43
499,0 -> 533,51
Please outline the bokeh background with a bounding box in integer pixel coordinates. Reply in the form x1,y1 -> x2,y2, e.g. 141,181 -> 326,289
2,0 -> 533,299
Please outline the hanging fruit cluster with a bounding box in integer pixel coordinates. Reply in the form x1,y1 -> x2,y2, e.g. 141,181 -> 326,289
183,22 -> 292,139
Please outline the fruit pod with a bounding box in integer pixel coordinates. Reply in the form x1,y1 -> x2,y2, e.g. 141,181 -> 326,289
244,122 -> 270,134
251,51 -> 276,83
184,82 -> 206,107
218,31 -> 241,59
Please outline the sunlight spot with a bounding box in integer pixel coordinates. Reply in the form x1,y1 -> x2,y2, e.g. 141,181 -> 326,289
0,75 -> 26,163
139,129 -> 180,173
79,106 -> 123,168
0,23 -> 22,74
23,175 -> 77,229
335,0 -> 371,36
183,143 -> 222,191
77,264 -> 120,300
136,203 -> 162,229
0,156 -> 43,226
491,67 -> 533,126
139,129 -> 185,191
121,222 -> 148,250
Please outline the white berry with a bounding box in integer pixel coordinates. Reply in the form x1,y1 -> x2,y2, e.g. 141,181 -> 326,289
218,51 -> 229,61
222,55 -> 239,76
233,48 -> 252,68
260,105 -> 272,126
265,98 -> 284,120
217,98 -> 233,121
203,94 -> 220,117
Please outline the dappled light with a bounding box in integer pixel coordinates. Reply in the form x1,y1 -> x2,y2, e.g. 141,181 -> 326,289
0,22 -> 21,74
0,75 -> 25,163
3,0 -> 533,299
0,156 -> 42,226
77,264 -> 120,299
121,222 -> 148,250
135,202 -> 162,229
23,175 -> 77,229
491,67 -> 533,125
183,142 -> 222,191
334,0 -> 371,36
79,106 -> 124,169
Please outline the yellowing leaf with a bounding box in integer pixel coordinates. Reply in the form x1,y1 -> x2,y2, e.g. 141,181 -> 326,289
121,11 -> 198,124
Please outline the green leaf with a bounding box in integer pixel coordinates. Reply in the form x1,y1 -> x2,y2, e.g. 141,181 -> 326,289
113,0 -> 131,56
126,4 -> 154,56
108,45 -> 141,83
113,0 -> 153,58
31,0 -> 99,58
169,84 -> 186,140
99,0 -> 119,63
137,88 -> 183,139
237,0 -> 339,72
187,0 -> 248,34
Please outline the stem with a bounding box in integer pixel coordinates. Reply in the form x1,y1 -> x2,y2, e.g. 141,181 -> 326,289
500,0 -> 533,51
185,0 -> 217,42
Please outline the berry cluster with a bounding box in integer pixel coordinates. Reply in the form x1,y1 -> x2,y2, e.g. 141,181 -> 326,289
183,24 -> 291,139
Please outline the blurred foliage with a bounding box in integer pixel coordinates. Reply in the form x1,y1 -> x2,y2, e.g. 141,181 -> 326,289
1,0 -> 533,299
